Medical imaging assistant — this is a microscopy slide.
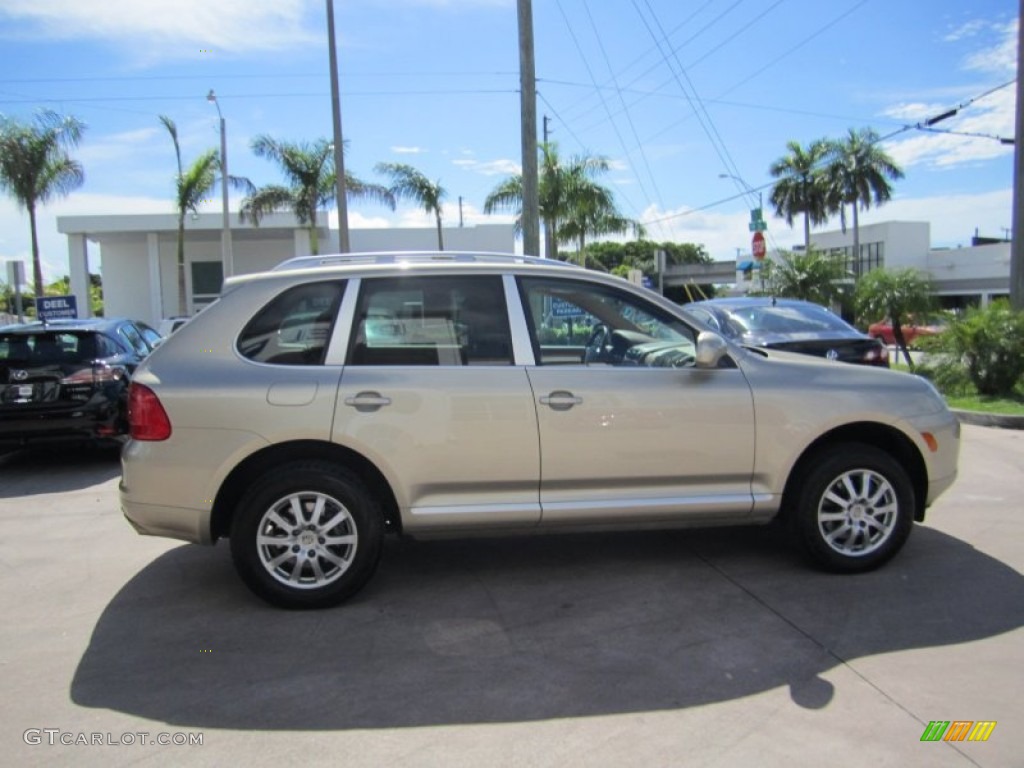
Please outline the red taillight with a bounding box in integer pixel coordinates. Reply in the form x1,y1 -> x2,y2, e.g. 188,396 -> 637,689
128,383 -> 172,441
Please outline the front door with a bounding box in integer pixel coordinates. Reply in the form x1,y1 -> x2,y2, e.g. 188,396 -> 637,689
517,275 -> 756,526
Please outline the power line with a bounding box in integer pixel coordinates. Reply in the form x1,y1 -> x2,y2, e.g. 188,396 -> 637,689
635,0 -> 870,151
552,0 -> 659,232
581,0 -> 668,219
0,88 -> 518,105
568,0 -> 788,136
0,70 -> 517,85
641,80 -> 1017,227
557,0 -> 748,124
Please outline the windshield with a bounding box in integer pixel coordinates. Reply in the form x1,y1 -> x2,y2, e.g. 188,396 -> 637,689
724,304 -> 853,335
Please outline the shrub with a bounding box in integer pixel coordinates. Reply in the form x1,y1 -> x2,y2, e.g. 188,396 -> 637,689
923,301 -> 1024,397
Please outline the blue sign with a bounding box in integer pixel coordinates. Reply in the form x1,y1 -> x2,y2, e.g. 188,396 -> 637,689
38,295 -> 78,320
550,298 -> 585,318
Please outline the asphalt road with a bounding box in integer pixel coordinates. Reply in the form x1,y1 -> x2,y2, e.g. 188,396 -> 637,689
1,425 -> 1021,767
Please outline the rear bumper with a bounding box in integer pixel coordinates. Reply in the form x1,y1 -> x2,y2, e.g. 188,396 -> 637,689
0,400 -> 123,446
121,494 -> 212,545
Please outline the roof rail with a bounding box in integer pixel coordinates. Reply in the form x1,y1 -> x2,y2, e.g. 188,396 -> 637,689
271,251 -> 582,272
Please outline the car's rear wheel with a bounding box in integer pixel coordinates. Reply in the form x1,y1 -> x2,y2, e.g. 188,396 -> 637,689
230,462 -> 383,608
791,444 -> 914,572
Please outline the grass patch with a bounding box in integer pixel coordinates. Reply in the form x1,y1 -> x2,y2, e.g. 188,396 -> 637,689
943,394 -> 1024,415
891,362 -> 1024,415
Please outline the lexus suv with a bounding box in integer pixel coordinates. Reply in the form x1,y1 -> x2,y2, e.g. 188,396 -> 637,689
1,317 -> 161,448
120,253 -> 960,608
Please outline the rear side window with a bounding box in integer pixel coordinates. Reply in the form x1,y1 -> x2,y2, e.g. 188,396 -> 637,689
238,281 -> 345,365
348,275 -> 512,366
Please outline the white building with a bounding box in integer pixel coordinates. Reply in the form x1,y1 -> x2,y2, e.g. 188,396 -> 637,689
56,212 -> 515,325
805,220 -> 1010,308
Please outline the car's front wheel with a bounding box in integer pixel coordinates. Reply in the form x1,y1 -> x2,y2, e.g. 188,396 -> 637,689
229,462 -> 383,608
791,444 -> 914,572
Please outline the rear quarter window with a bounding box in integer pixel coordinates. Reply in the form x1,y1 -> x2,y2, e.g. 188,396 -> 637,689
237,281 -> 344,365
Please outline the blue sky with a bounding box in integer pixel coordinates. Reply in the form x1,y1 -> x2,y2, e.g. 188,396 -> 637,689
0,0 -> 1017,283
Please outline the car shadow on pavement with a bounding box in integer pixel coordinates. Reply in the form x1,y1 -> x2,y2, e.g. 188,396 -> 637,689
0,444 -> 121,498
70,524 -> 1024,730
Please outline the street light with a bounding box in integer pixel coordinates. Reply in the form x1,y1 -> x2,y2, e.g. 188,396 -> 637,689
207,89 -> 234,278
718,172 -> 762,212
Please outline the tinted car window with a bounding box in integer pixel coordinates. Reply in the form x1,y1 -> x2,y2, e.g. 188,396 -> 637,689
348,275 -> 512,366
725,304 -> 853,335
519,277 -> 697,367
238,281 -> 345,365
119,323 -> 150,356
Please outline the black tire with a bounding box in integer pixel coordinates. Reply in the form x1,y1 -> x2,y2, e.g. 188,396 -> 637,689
790,443 -> 914,573
230,461 -> 383,608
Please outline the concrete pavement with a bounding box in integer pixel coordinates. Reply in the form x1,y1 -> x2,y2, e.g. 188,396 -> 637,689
1,426 -> 1021,767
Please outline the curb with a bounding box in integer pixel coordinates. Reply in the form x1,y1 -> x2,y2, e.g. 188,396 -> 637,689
950,409 -> 1024,430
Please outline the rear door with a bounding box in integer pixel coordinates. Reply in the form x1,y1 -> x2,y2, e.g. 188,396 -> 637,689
332,274 -> 541,532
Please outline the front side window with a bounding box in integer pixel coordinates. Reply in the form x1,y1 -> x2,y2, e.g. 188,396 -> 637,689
238,281 -> 344,365
348,275 -> 512,366
519,277 -> 698,368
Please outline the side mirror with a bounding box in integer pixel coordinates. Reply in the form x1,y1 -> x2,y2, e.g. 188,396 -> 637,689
695,331 -> 729,369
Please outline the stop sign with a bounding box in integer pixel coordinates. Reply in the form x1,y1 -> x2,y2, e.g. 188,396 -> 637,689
751,231 -> 766,261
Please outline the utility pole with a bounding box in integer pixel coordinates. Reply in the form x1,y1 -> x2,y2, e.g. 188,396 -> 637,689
458,196 -> 464,228
1011,0 -> 1024,308
517,0 -> 540,257
327,0 -> 350,253
543,114 -> 551,144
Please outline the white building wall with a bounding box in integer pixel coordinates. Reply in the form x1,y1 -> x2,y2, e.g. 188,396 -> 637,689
102,243 -> 158,324
811,221 -> 931,270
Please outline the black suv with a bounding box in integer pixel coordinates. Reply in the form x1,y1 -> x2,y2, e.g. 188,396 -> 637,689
0,317 -> 160,448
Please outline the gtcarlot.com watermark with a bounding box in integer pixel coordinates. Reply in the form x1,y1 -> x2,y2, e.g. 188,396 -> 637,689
23,729 -> 203,747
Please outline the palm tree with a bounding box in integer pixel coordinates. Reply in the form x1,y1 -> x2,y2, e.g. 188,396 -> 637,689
241,136 -> 394,255
768,139 -> 829,252
855,267 -> 933,369
558,181 -> 644,267
769,249 -> 847,307
823,128 -> 904,277
0,110 -> 85,298
375,163 -> 447,250
160,115 -> 223,315
484,142 -> 634,261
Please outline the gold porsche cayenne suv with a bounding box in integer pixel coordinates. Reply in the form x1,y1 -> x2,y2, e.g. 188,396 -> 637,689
120,253 -> 959,608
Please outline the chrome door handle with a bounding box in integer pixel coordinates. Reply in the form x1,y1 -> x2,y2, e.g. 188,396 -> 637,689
539,391 -> 583,410
344,391 -> 392,410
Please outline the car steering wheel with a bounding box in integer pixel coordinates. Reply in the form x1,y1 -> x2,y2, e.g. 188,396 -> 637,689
583,324 -> 612,364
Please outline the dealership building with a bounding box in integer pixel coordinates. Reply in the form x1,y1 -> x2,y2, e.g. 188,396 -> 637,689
51,214 -> 1011,324
55,212 -> 515,325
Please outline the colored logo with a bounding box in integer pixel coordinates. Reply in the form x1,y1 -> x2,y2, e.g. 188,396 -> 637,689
920,721 -> 996,742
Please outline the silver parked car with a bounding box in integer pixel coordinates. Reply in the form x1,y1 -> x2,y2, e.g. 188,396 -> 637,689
120,253 -> 959,608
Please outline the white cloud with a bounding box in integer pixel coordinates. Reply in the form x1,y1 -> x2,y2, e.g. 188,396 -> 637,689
452,157 -> 520,176
885,85 -> 1013,169
390,146 -> 425,155
0,0 -> 317,61
855,189 -> 1012,248
880,102 -> 948,121
881,18 -> 1015,171
943,19 -> 988,42
964,19 -> 1018,74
